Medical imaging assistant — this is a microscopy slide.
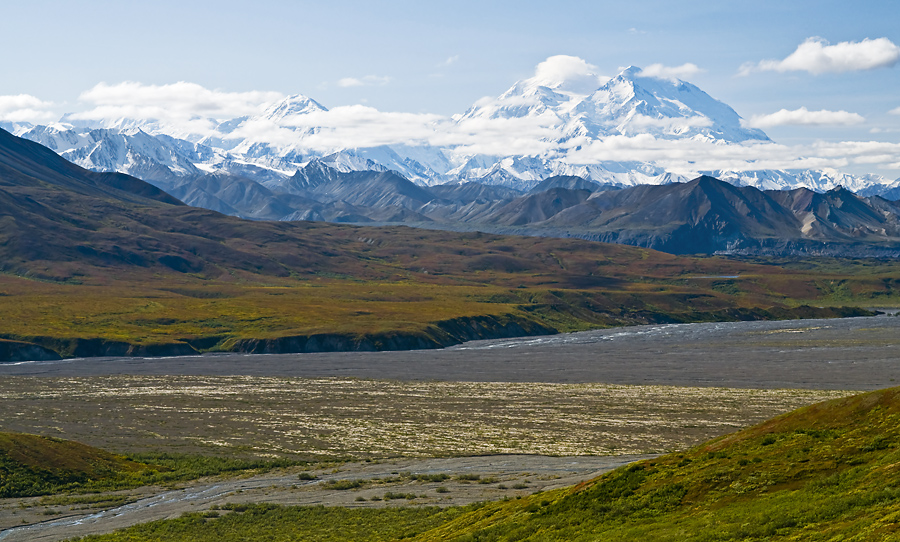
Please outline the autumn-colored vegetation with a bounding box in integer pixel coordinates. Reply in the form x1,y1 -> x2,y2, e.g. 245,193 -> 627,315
1,232 -> 898,359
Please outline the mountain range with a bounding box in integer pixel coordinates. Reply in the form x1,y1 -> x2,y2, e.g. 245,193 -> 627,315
194,164 -> 900,256
2,123 -> 899,257
5,65 -> 899,198
3,64 -> 900,258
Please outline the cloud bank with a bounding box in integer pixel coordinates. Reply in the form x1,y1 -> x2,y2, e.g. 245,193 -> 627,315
741,37 -> 900,75
564,136 -> 900,173
69,82 -> 284,137
0,94 -> 56,123
745,107 -> 866,128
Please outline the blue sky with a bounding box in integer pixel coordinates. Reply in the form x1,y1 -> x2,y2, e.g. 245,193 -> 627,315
2,0 -> 899,178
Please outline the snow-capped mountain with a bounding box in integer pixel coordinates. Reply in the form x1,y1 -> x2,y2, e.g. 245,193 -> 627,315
456,65 -> 768,143
0,121 -> 33,135
442,65 -> 893,191
713,169 -> 895,193
18,124 -> 212,181
11,65 -> 895,198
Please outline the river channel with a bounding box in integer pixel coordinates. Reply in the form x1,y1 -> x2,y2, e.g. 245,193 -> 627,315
3,313 -> 899,389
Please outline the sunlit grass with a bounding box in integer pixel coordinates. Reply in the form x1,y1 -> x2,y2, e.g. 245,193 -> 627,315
413,387 -> 900,540
0,262 -> 895,357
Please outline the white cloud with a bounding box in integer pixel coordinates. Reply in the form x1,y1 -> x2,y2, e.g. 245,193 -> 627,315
740,37 -> 900,75
745,107 -> 865,129
228,100 -> 560,157
890,106 -> 900,115
71,82 -> 284,137
437,115 -> 561,156
337,78 -> 363,88
337,75 -> 391,88
638,63 -> 704,81
231,104 -> 558,156
231,105 -> 444,151
441,55 -> 460,67
562,135 -> 900,174
624,114 -> 713,134
0,94 -> 56,123
529,55 -> 608,94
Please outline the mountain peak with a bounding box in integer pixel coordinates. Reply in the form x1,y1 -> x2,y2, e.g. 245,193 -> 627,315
692,174 -> 724,184
618,65 -> 643,77
577,66 -> 770,143
459,59 -> 769,145
262,94 -> 328,122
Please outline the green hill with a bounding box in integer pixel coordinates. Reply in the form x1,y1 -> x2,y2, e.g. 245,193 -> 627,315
0,432 -> 152,497
419,386 -> 900,540
0,432 -> 297,498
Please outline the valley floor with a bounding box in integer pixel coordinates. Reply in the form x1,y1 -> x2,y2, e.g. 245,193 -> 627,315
0,454 -> 654,541
1,315 -> 897,541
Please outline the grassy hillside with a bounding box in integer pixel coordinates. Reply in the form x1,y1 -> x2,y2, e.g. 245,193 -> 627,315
64,386 -> 900,541
418,386 -> 900,541
0,432 -> 297,498
68,504 -> 470,542
0,432 -> 150,497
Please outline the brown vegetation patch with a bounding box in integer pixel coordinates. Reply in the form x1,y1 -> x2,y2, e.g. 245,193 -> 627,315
0,376 -> 852,460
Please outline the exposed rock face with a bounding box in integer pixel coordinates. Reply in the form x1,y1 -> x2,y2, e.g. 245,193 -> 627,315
227,314 -> 558,355
0,340 -> 61,362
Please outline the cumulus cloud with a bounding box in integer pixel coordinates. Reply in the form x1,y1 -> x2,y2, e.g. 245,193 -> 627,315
231,103 -> 558,157
337,75 -> 391,88
740,37 -> 900,75
71,82 -> 284,137
437,115 -> 561,156
890,106 -> 900,115
266,105 -> 442,149
0,94 -> 56,123
638,63 -> 704,81
77,82 -> 281,117
564,135 -> 900,174
745,107 -> 865,129
624,114 -> 713,135
529,55 -> 607,94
